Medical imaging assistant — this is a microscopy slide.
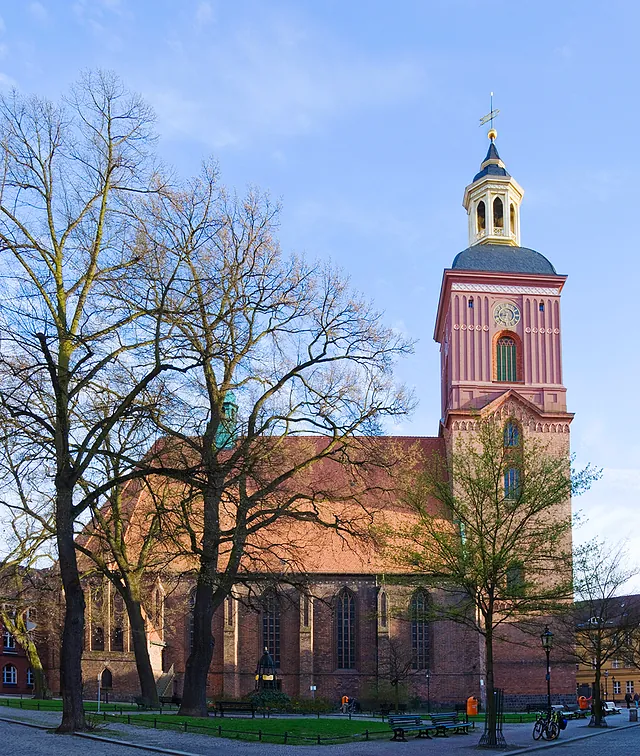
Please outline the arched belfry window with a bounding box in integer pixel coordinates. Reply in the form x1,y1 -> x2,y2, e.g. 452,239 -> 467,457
476,200 -> 486,233
410,590 -> 430,670
496,336 -> 517,382
504,420 -> 520,447
335,588 -> 356,669
493,196 -> 504,229
510,203 -> 516,235
262,590 -> 281,667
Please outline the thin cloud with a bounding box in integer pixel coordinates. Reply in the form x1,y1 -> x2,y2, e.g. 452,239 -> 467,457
28,2 -> 48,23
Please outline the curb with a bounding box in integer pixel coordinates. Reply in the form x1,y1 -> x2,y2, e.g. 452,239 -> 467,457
500,721 -> 640,755
0,715 -> 51,731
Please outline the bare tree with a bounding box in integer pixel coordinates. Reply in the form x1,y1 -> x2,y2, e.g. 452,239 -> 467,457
391,415 -> 597,747
0,72 -> 177,732
555,540 -> 640,727
134,174 -> 414,716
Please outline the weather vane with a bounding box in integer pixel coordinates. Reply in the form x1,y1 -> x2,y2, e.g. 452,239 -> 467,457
479,92 -> 500,140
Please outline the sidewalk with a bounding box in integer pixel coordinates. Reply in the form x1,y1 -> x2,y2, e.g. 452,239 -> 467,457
1,707 -> 639,756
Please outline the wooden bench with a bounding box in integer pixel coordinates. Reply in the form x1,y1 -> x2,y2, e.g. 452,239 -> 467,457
388,714 -> 431,741
429,712 -> 471,736
214,701 -> 256,717
159,695 -> 181,707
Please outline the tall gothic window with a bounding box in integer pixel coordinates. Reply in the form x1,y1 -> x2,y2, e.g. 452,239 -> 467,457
496,337 -> 517,381
91,585 -> 105,651
493,196 -> 504,229
410,590 -> 430,670
336,588 -> 356,669
262,590 -> 281,667
112,593 -> 125,652
503,420 -> 520,447
476,200 -> 486,233
504,467 -> 521,500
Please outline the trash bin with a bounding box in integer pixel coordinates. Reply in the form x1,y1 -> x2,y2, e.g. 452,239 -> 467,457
629,709 -> 638,722
467,696 -> 479,716
578,696 -> 589,710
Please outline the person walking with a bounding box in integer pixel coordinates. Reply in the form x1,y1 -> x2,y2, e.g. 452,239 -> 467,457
634,692 -> 639,708
341,695 -> 349,714
624,691 -> 632,709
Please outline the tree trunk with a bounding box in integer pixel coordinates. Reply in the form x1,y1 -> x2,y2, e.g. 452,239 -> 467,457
124,586 -> 160,708
178,573 -> 215,717
483,626 -> 498,746
593,666 -> 603,727
56,489 -> 87,733
23,635 -> 47,699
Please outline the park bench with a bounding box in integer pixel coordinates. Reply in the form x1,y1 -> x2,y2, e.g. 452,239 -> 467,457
159,695 -> 181,707
214,700 -> 256,717
429,712 -> 471,736
603,701 -> 621,714
388,714 -> 431,741
559,704 -> 586,719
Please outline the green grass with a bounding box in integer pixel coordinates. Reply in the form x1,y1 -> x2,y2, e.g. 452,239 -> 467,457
0,697 -> 138,713
97,712 -> 391,744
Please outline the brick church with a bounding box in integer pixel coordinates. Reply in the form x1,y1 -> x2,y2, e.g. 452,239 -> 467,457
34,133 -> 577,710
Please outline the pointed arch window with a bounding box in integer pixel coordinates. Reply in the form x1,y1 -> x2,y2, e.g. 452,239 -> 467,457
476,201 -> 486,233
112,592 -> 125,652
504,467 -> 521,500
504,420 -> 520,447
90,584 -> 105,651
493,196 -> 504,230
510,203 -> 516,236
101,668 -> 113,689
496,337 -> 517,381
410,590 -> 430,670
262,590 -> 281,667
336,588 -> 356,669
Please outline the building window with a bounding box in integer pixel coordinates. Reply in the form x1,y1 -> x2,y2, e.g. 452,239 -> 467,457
153,586 -> 165,639
626,681 -> 635,694
539,302 -> 545,312
262,590 -> 281,667
26,668 -> 34,687
504,468 -> 521,500
112,593 -> 125,652
336,588 -> 356,670
613,680 -> 621,695
493,196 -> 504,230
506,563 -> 525,595
379,591 -> 388,628
302,594 -> 311,627
468,297 -> 474,309
92,626 -> 105,651
410,590 -> 430,670
613,659 -> 621,669
2,664 -> 17,685
2,629 -> 16,651
510,203 -> 515,234
496,336 -> 517,381
477,201 -> 486,233
504,420 -> 519,447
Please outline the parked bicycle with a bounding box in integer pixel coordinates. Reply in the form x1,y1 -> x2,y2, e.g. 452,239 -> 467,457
532,709 -> 562,740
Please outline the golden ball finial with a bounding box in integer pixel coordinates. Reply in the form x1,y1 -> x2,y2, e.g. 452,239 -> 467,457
487,128 -> 497,141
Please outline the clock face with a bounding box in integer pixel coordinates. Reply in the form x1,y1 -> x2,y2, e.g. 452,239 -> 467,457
494,302 -> 520,328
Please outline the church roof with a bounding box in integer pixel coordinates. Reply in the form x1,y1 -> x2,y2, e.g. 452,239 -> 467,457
452,244 -> 558,276
472,141 -> 510,181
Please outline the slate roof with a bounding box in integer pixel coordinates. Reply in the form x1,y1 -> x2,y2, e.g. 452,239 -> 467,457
473,142 -> 510,181
452,244 -> 558,276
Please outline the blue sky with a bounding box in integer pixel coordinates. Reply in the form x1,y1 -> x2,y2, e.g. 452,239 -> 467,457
1,0 -> 639,583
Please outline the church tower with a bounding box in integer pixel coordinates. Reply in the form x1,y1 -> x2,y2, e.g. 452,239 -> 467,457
434,131 -> 573,433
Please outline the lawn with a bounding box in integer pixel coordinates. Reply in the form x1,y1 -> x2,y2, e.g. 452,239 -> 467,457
0,697 -> 138,713
95,712 -> 391,744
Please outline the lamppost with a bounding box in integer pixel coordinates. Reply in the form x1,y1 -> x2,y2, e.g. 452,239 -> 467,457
612,675 -> 616,704
604,670 -> 609,700
540,625 -> 554,713
425,670 -> 431,713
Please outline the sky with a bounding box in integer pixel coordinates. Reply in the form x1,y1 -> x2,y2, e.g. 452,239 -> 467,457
0,0 -> 639,586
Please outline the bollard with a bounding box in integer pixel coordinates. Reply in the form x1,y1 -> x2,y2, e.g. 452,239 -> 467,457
365,729 -> 369,740
184,721 -> 188,732
284,732 -> 288,744
154,718 -> 157,728
258,730 -> 262,741
218,725 -> 222,736
317,733 -> 321,744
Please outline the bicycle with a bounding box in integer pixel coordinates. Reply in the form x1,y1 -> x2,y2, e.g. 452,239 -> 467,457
532,710 -> 561,741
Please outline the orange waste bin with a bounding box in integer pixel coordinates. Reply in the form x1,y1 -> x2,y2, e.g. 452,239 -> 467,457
467,696 -> 479,716
578,696 -> 589,710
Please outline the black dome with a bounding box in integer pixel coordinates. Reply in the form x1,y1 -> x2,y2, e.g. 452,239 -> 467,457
451,244 -> 557,276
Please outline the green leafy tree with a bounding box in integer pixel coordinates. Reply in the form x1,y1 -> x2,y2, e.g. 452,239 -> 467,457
392,415 -> 597,747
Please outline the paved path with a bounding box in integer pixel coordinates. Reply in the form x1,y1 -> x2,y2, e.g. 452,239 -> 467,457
1,708 -> 639,755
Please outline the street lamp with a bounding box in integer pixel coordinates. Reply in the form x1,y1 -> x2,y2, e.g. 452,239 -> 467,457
612,675 -> 616,704
425,670 -> 431,713
540,625 -> 554,713
604,670 -> 609,700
